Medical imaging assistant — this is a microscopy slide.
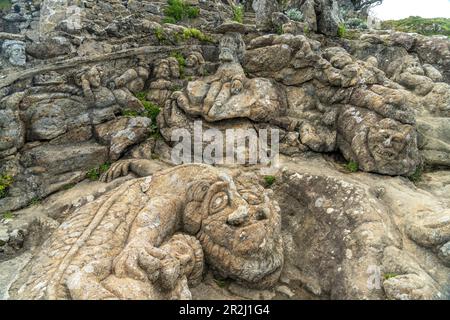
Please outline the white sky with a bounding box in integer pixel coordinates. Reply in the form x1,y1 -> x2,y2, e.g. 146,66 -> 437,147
370,0 -> 450,20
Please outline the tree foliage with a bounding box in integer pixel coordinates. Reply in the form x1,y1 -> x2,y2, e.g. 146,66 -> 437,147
351,0 -> 383,11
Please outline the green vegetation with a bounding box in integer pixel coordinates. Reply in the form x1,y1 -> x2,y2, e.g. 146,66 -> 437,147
87,163 -> 111,181
154,27 -> 166,42
408,166 -> 423,184
213,278 -> 229,288
0,0 -> 12,11
384,273 -> 399,280
133,92 -> 161,137
0,174 -> 13,199
2,211 -> 13,220
264,175 -> 276,187
285,8 -> 303,22
232,4 -> 244,23
337,23 -> 347,38
181,28 -> 213,42
29,197 -> 41,206
163,0 -> 200,24
170,51 -> 187,78
345,161 -> 359,173
382,16 -> 450,37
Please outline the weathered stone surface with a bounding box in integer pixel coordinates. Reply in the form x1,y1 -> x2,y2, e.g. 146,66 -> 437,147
9,163 -> 283,299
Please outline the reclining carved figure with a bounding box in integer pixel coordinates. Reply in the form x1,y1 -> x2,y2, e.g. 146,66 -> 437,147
169,32 -> 287,124
9,162 -> 283,300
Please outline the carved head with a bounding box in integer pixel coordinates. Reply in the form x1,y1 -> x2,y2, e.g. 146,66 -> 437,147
402,56 -> 424,76
219,33 -> 245,64
368,118 -> 418,171
183,171 -> 283,288
185,52 -> 205,69
154,58 -> 180,80
2,40 -> 26,66
84,66 -> 102,88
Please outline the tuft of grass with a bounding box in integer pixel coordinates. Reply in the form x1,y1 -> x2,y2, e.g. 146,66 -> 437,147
0,174 -> 14,199
232,4 -> 244,24
181,28 -> 213,42
0,0 -> 11,11
2,211 -> 13,220
125,93 -> 162,137
30,197 -> 41,206
170,51 -> 186,77
382,16 -> 450,37
87,163 -> 111,181
154,27 -> 166,42
163,0 -> 200,23
264,175 -> 276,187
62,183 -> 76,190
384,273 -> 399,280
345,161 -> 359,173
337,23 -> 347,38
408,166 -> 423,184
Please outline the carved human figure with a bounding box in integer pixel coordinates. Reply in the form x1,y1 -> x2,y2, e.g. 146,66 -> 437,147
169,32 -> 285,123
337,105 -> 420,176
9,163 -> 283,300
1,40 -> 26,67
184,52 -> 206,79
390,56 -> 435,96
146,58 -> 180,106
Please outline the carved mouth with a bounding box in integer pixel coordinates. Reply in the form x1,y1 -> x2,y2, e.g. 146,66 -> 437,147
197,229 -> 283,286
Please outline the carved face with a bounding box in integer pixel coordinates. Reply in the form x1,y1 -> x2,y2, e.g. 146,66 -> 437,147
368,119 -> 414,162
3,41 -> 26,66
86,67 -> 101,88
184,173 -> 283,287
219,34 -> 245,63
185,54 -> 199,68
155,61 -> 171,80
403,58 -> 424,76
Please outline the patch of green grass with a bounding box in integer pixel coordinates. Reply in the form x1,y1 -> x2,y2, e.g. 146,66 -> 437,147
0,174 -> 14,199
345,161 -> 359,173
29,197 -> 41,206
181,28 -> 213,42
62,183 -> 76,190
382,16 -> 450,37
2,211 -> 13,220
232,4 -> 244,24
163,0 -> 200,23
337,23 -> 347,38
171,51 -> 186,77
154,27 -> 166,42
408,166 -> 423,184
384,273 -> 399,280
125,92 -> 162,137
264,175 -> 276,187
0,0 -> 12,11
87,163 -> 111,181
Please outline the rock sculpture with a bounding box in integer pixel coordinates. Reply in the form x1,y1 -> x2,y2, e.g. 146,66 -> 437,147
9,162 -> 283,299
1,40 -> 26,67
146,58 -> 181,106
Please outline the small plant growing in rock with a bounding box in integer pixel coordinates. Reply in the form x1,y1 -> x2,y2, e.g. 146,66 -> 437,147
181,28 -> 213,42
30,197 -> 41,206
163,0 -> 200,23
384,273 -> 399,280
337,23 -> 347,38
408,166 -> 423,184
264,175 -> 276,187
87,163 -> 111,181
285,8 -> 303,22
232,4 -> 244,23
2,211 -> 13,220
0,0 -> 12,11
0,174 -> 13,199
345,18 -> 368,30
171,51 -> 186,76
345,161 -> 359,173
154,27 -> 166,42
134,92 -> 161,137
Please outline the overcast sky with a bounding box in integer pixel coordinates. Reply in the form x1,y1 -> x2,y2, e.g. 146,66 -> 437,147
370,0 -> 450,20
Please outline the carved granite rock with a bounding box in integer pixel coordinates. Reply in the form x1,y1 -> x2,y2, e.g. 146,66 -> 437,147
9,162 -> 283,299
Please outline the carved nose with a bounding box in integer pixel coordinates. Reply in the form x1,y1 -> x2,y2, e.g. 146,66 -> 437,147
227,206 -> 248,226
383,137 -> 392,147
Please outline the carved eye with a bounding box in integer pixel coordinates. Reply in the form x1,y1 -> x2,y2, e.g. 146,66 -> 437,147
209,191 -> 229,214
